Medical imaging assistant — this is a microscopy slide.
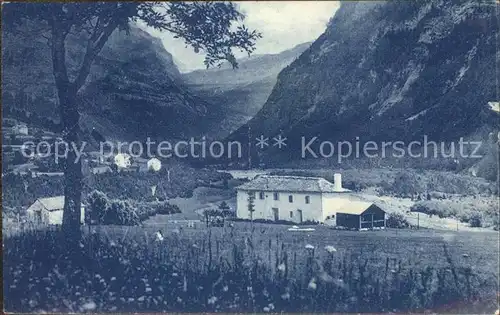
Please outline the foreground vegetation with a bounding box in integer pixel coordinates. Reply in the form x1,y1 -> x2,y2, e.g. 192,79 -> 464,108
4,224 -> 498,313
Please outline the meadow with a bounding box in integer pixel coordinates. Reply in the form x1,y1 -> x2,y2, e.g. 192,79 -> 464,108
4,221 -> 499,313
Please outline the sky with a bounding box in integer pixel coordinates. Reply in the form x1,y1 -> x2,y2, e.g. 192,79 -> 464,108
142,1 -> 340,73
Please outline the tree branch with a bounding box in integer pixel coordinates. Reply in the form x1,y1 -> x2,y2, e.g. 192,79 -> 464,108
73,18 -> 118,90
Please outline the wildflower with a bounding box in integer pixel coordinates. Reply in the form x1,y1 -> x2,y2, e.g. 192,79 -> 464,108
222,285 -> 229,292
81,301 -> 96,311
305,244 -> 315,250
277,263 -> 286,272
325,245 -> 337,253
208,296 -> 218,305
308,278 -> 317,290
268,303 -> 275,310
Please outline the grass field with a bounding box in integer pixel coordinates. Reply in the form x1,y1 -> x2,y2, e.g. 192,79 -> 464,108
5,221 -> 497,313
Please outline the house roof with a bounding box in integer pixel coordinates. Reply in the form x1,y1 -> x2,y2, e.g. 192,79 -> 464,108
28,196 -> 86,212
31,196 -> 65,212
336,201 -> 382,215
236,175 -> 351,193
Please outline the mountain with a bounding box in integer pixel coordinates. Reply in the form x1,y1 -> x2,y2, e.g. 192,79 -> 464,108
229,0 -> 499,169
2,21 -> 207,141
182,43 -> 310,139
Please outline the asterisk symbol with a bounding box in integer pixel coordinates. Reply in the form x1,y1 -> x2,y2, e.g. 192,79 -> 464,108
273,135 -> 287,149
255,135 -> 269,149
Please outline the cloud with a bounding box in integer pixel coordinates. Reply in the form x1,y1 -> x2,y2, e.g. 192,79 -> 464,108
142,1 -> 340,72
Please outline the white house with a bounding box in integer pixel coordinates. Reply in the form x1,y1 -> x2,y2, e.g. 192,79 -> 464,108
236,174 -> 385,228
12,123 -> 28,135
26,196 -> 85,225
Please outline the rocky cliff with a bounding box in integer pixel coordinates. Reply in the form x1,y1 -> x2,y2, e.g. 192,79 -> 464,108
2,23 -> 207,141
230,0 -> 499,169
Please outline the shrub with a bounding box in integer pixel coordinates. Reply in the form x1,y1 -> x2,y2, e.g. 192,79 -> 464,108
386,212 -> 410,228
105,200 -> 139,225
468,213 -> 482,228
86,190 -> 109,224
410,200 -> 458,218
391,172 -> 421,197
155,202 -> 181,215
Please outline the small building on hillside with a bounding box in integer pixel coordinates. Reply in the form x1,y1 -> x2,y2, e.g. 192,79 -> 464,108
26,196 -> 85,225
235,174 -> 386,228
91,165 -> 112,175
12,123 -> 28,135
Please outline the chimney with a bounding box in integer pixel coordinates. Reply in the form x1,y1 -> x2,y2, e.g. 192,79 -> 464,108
334,173 -> 342,191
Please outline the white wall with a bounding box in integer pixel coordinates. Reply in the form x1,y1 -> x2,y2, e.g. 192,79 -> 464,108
33,207 -> 86,225
237,190 -> 323,222
48,209 -> 64,225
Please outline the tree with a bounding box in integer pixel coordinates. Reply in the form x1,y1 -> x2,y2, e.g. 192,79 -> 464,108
86,190 -> 109,225
392,172 -> 420,197
5,2 -> 261,241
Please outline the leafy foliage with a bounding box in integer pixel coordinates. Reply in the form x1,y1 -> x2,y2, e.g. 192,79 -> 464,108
386,212 -> 410,229
85,190 -> 180,225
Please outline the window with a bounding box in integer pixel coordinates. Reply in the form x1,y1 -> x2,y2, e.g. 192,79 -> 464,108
290,211 -> 293,218
273,192 -> 279,200
259,191 -> 265,200
288,195 -> 293,203
305,196 -> 310,204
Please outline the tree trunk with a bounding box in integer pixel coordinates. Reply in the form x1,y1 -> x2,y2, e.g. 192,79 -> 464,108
58,83 -> 83,242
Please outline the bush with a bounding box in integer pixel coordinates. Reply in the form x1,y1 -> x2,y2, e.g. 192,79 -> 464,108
104,200 -> 139,225
410,200 -> 458,218
386,212 -> 410,228
391,172 -> 421,197
468,213 -> 482,228
155,202 -> 181,215
86,190 -> 109,224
